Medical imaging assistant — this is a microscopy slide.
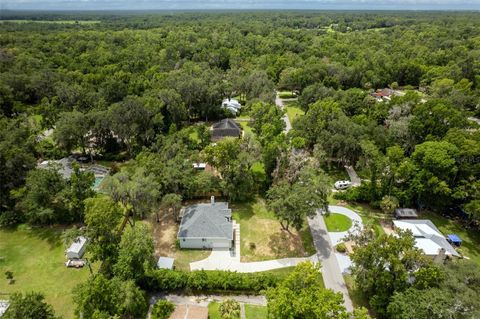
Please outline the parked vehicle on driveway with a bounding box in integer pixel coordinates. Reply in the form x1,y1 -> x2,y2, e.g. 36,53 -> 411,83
334,180 -> 352,190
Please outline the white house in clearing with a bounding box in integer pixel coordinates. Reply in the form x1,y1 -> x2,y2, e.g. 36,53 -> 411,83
221,98 -> 242,114
177,198 -> 233,249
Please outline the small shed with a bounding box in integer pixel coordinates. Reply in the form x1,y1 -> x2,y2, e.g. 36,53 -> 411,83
157,257 -> 175,270
447,234 -> 462,246
394,208 -> 418,219
66,236 -> 88,260
0,300 -> 10,318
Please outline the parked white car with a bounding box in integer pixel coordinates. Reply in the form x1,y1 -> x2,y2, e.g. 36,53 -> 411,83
334,180 -> 352,190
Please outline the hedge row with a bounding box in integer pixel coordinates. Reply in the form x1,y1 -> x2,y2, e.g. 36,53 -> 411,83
141,269 -> 283,293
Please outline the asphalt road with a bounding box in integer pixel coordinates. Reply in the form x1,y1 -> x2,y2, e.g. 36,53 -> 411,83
308,211 -> 354,312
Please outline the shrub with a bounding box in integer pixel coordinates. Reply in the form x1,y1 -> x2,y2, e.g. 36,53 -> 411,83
336,243 -> 347,253
141,269 -> 283,294
219,299 -> 240,319
5,271 -> 13,280
249,242 -> 256,250
151,300 -> 175,319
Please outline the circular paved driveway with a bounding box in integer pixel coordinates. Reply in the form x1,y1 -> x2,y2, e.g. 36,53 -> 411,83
326,205 -> 363,274
327,205 -> 363,246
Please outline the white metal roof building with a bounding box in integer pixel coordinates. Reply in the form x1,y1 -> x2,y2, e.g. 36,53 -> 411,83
221,98 -> 242,114
66,236 -> 88,260
0,301 -> 9,318
393,220 -> 460,257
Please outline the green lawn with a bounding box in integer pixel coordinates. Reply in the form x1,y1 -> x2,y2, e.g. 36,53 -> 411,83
239,121 -> 254,135
245,305 -> 268,319
324,213 -> 352,232
174,249 -> 211,271
285,106 -> 304,123
277,91 -> 297,99
208,302 -> 222,319
231,198 -> 316,262
420,211 -> 480,265
0,225 -> 94,319
329,195 -> 386,236
210,302 -> 267,319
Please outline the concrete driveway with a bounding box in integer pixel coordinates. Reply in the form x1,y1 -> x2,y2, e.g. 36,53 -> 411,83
308,205 -> 365,313
190,250 -> 317,273
190,220 -> 318,272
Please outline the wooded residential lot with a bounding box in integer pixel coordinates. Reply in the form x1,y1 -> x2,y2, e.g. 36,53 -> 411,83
0,10 -> 479,319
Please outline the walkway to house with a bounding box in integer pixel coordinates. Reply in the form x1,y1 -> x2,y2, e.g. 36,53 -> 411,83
190,220 -> 318,272
308,205 -> 363,313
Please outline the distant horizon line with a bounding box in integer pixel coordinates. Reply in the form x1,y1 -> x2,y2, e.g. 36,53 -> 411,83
1,8 -> 480,12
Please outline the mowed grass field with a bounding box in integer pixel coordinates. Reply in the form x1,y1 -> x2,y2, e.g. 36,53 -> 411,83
231,198 -> 316,262
0,225 -> 93,319
285,106 -> 304,123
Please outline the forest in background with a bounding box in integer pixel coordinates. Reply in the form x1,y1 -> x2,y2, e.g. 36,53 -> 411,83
1,11 -> 480,319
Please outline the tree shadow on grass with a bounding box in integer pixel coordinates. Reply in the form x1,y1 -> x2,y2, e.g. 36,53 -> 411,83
231,201 -> 255,221
29,226 -> 63,249
268,230 -> 304,258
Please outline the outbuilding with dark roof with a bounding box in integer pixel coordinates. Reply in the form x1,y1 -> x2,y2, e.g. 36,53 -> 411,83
394,208 -> 418,219
211,118 -> 242,141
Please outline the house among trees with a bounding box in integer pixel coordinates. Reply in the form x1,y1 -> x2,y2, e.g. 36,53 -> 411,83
37,157 -> 75,179
177,197 -> 233,249
370,88 -> 405,102
393,220 -> 460,258
210,118 -> 242,141
221,98 -> 242,115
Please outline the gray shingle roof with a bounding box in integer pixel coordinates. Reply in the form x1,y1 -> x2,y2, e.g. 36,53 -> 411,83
211,119 -> 242,139
395,208 -> 418,218
178,202 -> 233,240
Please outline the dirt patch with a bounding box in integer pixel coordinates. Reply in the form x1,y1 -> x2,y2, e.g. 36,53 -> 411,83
151,212 -> 178,257
380,219 -> 395,235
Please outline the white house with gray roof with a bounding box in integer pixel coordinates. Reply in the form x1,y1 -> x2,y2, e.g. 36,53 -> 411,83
177,198 -> 233,249
393,219 -> 460,258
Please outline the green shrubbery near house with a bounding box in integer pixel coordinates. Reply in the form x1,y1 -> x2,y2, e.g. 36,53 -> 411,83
151,300 -> 175,319
142,269 -> 283,293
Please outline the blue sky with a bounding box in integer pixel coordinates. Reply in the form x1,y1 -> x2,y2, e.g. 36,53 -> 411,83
2,0 -> 480,11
